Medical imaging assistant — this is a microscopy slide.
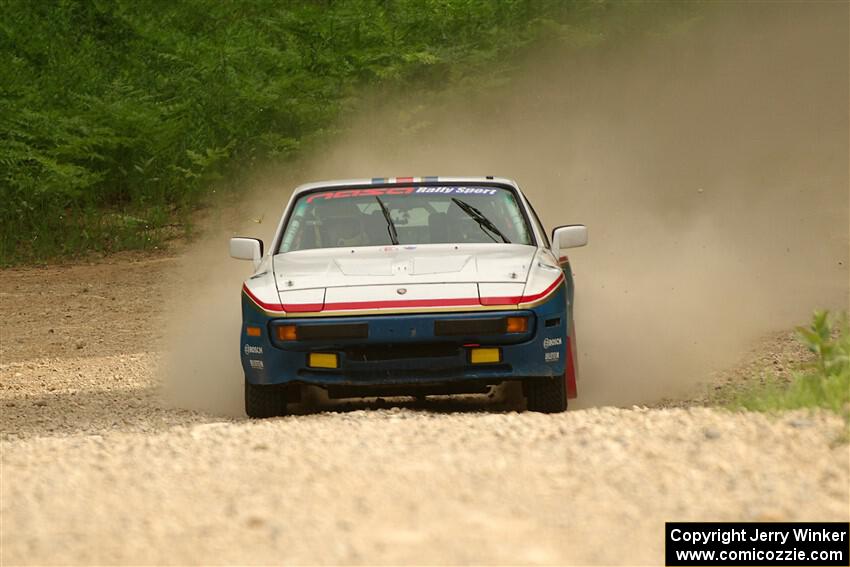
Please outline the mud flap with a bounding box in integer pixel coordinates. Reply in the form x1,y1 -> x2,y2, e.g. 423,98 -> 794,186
566,324 -> 578,399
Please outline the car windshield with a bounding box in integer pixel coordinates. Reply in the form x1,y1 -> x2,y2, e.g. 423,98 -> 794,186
278,185 -> 533,253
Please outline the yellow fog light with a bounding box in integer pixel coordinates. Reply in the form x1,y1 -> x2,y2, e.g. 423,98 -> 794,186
246,326 -> 262,337
308,352 -> 338,369
469,348 -> 501,364
505,316 -> 528,333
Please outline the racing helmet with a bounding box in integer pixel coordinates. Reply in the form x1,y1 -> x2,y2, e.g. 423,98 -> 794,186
315,198 -> 366,247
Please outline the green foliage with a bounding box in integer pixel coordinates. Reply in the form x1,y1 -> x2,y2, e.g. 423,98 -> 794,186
0,0 -> 695,264
732,311 -> 850,423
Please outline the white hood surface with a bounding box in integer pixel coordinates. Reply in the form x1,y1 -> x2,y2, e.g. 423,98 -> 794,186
272,244 -> 537,310
273,244 -> 535,290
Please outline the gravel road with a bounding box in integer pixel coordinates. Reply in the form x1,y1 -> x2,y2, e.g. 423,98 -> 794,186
1,255 -> 848,565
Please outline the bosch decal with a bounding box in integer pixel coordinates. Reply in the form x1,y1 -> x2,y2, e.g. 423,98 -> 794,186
543,337 -> 563,349
244,344 -> 263,355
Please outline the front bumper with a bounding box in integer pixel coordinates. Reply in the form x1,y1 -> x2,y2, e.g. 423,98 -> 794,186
240,285 -> 569,389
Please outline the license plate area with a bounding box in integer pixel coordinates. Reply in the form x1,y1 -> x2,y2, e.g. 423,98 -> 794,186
345,343 -> 459,362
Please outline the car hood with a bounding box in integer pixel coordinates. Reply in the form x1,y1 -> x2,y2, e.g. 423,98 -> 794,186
272,243 -> 535,291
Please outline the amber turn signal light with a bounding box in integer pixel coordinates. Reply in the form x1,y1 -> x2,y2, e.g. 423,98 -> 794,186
246,326 -> 262,337
505,316 -> 528,333
276,325 -> 297,341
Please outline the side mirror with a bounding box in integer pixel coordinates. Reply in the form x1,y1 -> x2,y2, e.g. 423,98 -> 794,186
229,237 -> 263,267
552,225 -> 587,258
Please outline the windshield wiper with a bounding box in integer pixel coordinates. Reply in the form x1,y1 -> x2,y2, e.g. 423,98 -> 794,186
374,196 -> 399,245
451,198 -> 511,243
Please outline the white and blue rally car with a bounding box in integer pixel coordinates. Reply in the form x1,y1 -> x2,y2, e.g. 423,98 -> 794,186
230,177 -> 587,417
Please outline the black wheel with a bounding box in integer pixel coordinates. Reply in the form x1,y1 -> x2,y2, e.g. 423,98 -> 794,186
244,379 -> 288,418
526,375 -> 567,413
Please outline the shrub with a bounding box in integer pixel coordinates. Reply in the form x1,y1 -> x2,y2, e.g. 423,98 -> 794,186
734,311 -> 850,421
0,0 -> 695,264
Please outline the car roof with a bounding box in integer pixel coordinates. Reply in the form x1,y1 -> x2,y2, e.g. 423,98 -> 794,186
291,176 -> 521,197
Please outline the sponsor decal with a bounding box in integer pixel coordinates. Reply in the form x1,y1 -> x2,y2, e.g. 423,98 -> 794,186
543,337 -> 563,349
305,186 -> 498,202
545,351 -> 560,362
249,359 -> 264,370
414,187 -> 497,195
244,344 -> 263,355
306,187 -> 415,202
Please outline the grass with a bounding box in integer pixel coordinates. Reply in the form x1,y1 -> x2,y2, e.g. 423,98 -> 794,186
729,311 -> 850,433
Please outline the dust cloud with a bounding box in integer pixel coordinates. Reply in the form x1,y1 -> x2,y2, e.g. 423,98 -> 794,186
162,3 -> 848,414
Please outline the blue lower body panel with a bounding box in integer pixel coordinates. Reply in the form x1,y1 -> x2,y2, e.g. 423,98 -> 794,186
240,286 -> 569,390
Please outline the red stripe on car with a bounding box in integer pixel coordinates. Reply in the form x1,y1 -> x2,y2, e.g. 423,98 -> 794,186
479,275 -> 565,306
242,284 -> 286,312
324,296 -> 480,311
243,274 -> 564,313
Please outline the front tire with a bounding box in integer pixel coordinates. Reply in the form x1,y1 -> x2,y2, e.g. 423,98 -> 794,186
526,375 -> 567,413
244,379 -> 288,418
